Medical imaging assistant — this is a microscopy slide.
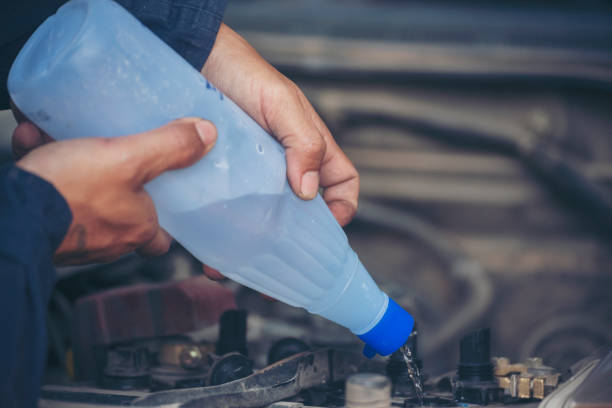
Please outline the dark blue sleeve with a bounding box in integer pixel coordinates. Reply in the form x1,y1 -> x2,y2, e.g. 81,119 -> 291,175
1,0 -> 228,108
0,164 -> 72,408
116,0 -> 229,70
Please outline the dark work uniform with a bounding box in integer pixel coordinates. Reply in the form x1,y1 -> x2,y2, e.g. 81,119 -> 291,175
0,1 -> 227,406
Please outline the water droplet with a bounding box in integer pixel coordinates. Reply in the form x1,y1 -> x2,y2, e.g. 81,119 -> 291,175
401,344 -> 424,405
214,160 -> 229,170
256,144 -> 264,154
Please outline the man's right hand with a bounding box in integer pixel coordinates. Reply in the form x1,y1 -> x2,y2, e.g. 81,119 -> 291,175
15,118 -> 217,265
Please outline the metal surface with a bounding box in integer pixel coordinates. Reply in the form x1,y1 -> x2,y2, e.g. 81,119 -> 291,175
207,353 -> 253,387
72,277 -> 236,381
135,349 -> 382,407
565,350 -> 612,408
216,310 -> 249,357
493,357 -> 560,400
268,338 -> 311,366
224,2 -> 612,375
151,340 -> 215,390
225,1 -> 612,60
538,357 -> 600,408
41,349 -> 383,407
102,347 -> 151,390
26,2 -> 612,406
345,373 -> 391,408
356,200 -> 493,358
453,329 -> 503,405
231,32 -> 612,85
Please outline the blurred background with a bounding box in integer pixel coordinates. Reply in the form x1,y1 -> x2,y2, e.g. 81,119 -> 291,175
2,0 -> 612,384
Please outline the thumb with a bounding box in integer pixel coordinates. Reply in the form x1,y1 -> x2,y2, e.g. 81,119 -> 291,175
122,118 -> 217,184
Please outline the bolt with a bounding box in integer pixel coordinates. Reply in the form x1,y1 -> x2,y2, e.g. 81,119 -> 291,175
346,373 -> 391,408
525,357 -> 543,367
180,345 -> 203,369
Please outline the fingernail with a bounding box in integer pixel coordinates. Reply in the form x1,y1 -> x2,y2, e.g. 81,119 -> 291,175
300,171 -> 319,199
194,120 -> 216,146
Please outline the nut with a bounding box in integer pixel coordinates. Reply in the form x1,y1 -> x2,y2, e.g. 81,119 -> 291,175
180,345 -> 203,369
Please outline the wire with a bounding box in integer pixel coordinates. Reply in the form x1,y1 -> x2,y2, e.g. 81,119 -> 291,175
340,110 -> 612,238
355,200 -> 493,356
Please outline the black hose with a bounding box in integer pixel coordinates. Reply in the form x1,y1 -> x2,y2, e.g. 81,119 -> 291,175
339,110 -> 612,238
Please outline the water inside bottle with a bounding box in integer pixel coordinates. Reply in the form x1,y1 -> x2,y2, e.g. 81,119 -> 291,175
158,191 -> 348,306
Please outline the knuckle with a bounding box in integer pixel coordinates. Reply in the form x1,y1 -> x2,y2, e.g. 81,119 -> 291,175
133,203 -> 159,245
262,78 -> 300,114
155,237 -> 172,254
312,135 -> 326,152
303,135 -> 326,159
282,81 -> 306,107
274,77 -> 299,99
134,223 -> 157,246
281,77 -> 299,93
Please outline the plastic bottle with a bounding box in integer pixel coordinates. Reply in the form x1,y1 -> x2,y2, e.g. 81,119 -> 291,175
8,0 -> 414,357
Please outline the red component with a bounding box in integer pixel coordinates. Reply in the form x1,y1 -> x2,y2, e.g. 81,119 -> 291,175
72,276 -> 236,380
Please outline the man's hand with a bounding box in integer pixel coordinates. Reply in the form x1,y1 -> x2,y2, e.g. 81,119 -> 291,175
200,24 -> 359,282
12,25 -> 358,279
16,118 -> 217,265
202,24 -> 359,226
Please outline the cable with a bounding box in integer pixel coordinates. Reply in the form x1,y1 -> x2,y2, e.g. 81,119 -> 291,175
340,110 -> 612,237
355,200 -> 493,355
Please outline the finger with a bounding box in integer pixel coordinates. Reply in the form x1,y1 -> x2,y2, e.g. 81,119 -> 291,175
10,98 -> 55,142
12,122 -> 47,159
284,136 -> 326,200
319,146 -> 360,226
243,101 -> 327,201
262,294 -> 277,302
203,264 -> 226,281
267,90 -> 326,200
324,191 -> 359,227
10,99 -> 29,124
120,118 -> 217,185
310,115 -> 359,226
136,226 -> 173,256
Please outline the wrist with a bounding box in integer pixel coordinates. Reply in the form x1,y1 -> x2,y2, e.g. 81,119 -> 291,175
200,24 -> 291,131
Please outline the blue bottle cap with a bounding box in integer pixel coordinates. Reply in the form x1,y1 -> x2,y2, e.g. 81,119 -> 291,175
358,298 -> 414,358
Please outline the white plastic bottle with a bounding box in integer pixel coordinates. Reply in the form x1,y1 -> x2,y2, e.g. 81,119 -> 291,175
8,0 -> 413,356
